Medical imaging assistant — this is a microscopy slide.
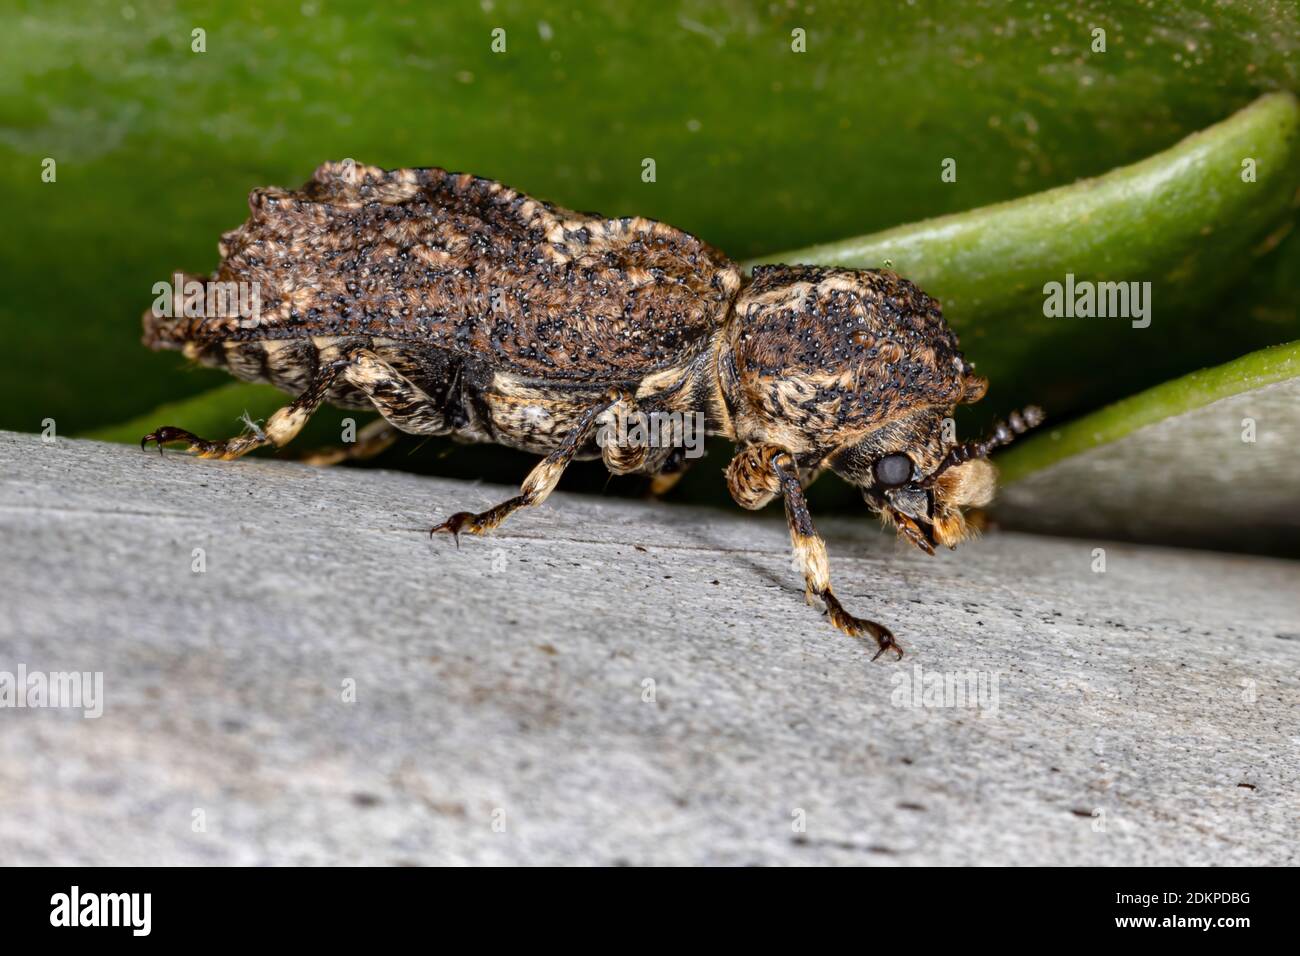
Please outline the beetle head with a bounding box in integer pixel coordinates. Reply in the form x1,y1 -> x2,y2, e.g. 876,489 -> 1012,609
829,404 -> 1043,553
725,265 -> 1041,551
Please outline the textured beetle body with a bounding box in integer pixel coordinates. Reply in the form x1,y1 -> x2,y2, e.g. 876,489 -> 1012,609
143,162 -> 1041,657
145,162 -> 739,468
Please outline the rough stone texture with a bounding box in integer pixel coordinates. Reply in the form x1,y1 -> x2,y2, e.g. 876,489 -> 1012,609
0,430 -> 1296,865
997,377 -> 1300,556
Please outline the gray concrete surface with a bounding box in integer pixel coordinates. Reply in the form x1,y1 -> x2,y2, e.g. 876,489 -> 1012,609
0,430 -> 1297,865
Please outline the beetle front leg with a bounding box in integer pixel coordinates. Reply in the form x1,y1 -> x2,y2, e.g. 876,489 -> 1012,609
727,445 -> 903,660
431,398 -> 613,540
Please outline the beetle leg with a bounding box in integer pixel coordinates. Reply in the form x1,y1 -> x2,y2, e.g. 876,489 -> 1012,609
647,448 -> 692,498
598,390 -> 649,475
339,350 -> 452,435
647,467 -> 688,498
431,398 -> 613,540
141,352 -> 362,460
724,444 -> 783,510
143,347 -> 446,461
295,419 -> 400,467
729,445 -> 902,660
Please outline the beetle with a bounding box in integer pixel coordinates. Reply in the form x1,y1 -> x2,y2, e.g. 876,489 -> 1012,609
142,161 -> 1042,658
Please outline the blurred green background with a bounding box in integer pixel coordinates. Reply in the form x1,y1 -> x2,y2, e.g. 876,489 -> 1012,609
3,0 -> 1298,507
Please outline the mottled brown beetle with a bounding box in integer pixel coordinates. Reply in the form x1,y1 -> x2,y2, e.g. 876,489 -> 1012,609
142,162 -> 1043,658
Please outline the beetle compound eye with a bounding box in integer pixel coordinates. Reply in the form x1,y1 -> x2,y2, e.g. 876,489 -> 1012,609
873,453 -> 914,488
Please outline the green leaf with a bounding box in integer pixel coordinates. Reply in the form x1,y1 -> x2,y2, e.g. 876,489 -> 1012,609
78,90 -> 1300,449
992,340 -> 1300,554
996,338 -> 1300,481
4,2 -> 1299,439
753,91 -> 1300,420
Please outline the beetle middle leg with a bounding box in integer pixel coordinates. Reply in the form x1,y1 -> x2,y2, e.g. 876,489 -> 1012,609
431,397 -> 615,540
646,448 -> 692,498
295,419 -> 400,467
598,391 -> 648,475
726,444 -> 903,660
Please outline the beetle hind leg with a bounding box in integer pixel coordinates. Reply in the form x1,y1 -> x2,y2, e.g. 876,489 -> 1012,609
142,346 -> 441,462
141,372 -> 335,461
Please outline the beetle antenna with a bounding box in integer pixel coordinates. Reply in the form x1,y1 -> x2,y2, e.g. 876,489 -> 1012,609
919,405 -> 1045,487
